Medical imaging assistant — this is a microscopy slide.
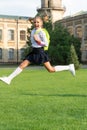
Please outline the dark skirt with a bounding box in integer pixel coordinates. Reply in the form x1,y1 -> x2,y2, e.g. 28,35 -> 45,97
25,47 -> 50,65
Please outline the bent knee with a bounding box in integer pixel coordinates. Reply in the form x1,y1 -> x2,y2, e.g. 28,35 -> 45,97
47,68 -> 55,73
19,60 -> 30,69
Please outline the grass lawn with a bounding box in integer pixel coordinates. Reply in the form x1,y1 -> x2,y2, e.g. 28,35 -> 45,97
0,66 -> 87,130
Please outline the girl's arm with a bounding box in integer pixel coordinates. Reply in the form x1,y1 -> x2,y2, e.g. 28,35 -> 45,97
34,34 -> 45,46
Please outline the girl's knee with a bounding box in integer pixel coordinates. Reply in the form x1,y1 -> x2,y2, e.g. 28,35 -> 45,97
19,60 -> 29,69
47,68 -> 55,73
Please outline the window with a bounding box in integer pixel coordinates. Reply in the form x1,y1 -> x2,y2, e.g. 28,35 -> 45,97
75,26 -> 82,38
67,27 -> 73,35
84,25 -> 87,40
20,30 -> 26,41
8,30 -> 14,41
20,48 -> 25,60
48,0 -> 50,8
8,48 -> 14,60
0,29 -> 2,40
0,48 -> 2,59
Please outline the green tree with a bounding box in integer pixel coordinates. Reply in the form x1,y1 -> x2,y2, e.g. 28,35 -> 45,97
70,35 -> 81,62
48,24 -> 71,64
68,44 -> 80,69
48,23 -> 81,66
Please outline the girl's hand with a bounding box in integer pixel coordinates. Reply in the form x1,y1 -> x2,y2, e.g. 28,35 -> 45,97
34,34 -> 40,42
34,34 -> 42,45
34,34 -> 45,46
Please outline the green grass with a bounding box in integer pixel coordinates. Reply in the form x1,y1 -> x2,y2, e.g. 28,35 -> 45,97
0,67 -> 87,130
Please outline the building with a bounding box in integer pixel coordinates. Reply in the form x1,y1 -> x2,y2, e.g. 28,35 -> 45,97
0,0 -> 87,63
37,0 -> 87,62
55,11 -> 87,62
0,15 -> 32,64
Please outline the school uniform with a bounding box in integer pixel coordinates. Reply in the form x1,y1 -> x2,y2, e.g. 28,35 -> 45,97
25,28 -> 50,64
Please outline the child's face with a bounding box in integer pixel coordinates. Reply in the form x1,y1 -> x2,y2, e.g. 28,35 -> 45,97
34,18 -> 43,29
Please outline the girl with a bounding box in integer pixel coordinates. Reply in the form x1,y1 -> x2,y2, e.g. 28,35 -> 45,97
0,16 -> 75,85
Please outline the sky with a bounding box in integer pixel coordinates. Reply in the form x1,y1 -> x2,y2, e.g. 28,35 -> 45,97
62,0 -> 87,16
0,0 -> 87,17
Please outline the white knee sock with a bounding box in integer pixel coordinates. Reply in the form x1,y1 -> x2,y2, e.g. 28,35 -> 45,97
8,67 -> 23,80
54,65 -> 69,72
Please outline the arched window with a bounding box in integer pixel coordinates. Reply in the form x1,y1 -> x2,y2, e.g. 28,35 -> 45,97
20,30 -> 26,41
75,26 -> 82,38
0,48 -> 2,59
67,27 -> 73,35
20,48 -> 25,60
8,48 -> 14,60
84,25 -> 87,40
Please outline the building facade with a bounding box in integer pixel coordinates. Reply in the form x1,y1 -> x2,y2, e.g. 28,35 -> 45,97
0,15 -> 32,64
55,12 -> 87,62
0,0 -> 87,63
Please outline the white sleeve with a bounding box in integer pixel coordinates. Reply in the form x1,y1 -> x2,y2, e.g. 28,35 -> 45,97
38,31 -> 48,47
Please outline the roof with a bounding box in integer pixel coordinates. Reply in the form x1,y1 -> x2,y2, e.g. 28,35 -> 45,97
0,14 -> 32,20
72,10 -> 87,17
63,10 -> 87,19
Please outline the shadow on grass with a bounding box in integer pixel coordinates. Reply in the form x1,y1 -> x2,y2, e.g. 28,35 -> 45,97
21,93 -> 87,97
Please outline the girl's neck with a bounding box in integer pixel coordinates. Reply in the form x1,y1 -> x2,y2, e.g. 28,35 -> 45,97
35,27 -> 42,30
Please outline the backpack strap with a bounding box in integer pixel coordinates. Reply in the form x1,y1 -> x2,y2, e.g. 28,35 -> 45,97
35,28 -> 50,51
42,28 -> 50,51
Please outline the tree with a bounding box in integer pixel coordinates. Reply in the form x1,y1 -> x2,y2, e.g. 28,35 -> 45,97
48,23 -> 81,68
70,35 -> 81,62
68,44 -> 80,69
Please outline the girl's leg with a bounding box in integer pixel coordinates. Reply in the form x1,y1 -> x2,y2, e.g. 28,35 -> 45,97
8,60 -> 31,79
19,60 -> 31,69
44,61 -> 75,75
0,60 -> 31,85
44,62 -> 55,72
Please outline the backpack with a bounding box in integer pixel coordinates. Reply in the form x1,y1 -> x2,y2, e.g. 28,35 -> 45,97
35,28 -> 50,51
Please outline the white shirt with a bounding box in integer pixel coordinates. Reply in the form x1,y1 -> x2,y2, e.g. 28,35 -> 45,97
30,28 -> 48,48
